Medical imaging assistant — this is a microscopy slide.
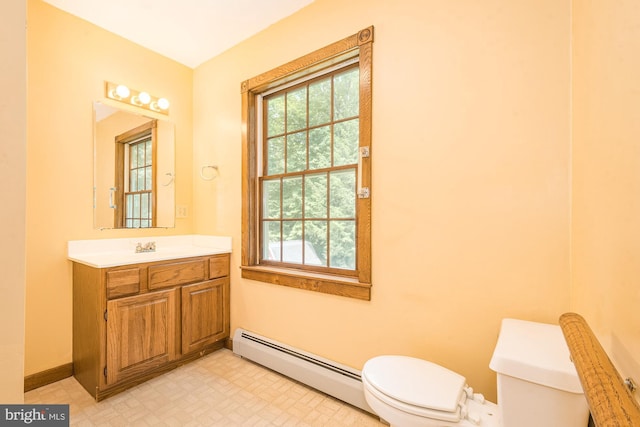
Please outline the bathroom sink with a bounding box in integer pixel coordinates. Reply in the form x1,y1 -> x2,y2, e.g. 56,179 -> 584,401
68,235 -> 231,268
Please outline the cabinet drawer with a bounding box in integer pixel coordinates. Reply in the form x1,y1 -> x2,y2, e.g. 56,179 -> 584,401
148,259 -> 206,290
106,268 -> 140,299
209,255 -> 229,279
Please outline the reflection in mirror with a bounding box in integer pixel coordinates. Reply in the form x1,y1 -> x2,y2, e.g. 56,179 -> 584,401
94,102 -> 175,229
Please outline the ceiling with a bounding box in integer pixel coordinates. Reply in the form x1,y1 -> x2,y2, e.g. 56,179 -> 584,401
42,0 -> 315,68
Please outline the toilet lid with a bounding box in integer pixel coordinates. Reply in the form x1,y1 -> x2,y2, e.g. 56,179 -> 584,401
362,355 -> 466,413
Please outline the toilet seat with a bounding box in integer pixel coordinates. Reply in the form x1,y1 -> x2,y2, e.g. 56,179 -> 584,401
362,355 -> 468,423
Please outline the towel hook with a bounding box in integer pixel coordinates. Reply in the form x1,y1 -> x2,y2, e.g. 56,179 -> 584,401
200,165 -> 219,181
162,172 -> 175,186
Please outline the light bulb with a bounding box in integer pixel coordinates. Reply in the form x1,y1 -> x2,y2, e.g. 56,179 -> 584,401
115,84 -> 130,99
138,92 -> 151,105
157,98 -> 170,110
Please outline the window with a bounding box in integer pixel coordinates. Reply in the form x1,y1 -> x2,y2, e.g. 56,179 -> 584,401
114,120 -> 157,228
241,27 -> 373,300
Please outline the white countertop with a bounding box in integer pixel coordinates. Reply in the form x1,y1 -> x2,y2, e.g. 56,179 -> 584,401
68,235 -> 232,268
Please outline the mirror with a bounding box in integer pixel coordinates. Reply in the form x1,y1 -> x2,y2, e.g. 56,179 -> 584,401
93,101 -> 175,229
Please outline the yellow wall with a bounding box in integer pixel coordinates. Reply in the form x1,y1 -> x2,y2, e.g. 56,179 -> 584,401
24,0 -> 194,375
0,0 -> 27,402
571,0 -> 640,384
194,0 -> 571,400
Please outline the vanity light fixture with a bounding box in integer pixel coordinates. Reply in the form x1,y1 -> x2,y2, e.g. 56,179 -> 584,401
105,81 -> 170,115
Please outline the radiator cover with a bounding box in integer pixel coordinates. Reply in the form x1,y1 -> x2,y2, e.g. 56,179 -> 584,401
233,328 -> 373,413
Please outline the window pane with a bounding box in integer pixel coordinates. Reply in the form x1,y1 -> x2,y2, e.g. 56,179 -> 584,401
141,192 -> 149,219
282,221 -> 303,264
130,170 -> 138,191
330,220 -> 356,270
126,219 -> 133,228
309,78 -> 331,127
304,220 -> 327,266
132,219 -> 140,228
282,176 -> 302,219
286,131 -> 307,173
334,68 -> 359,120
140,220 -> 150,228
145,167 -> 152,190
145,193 -> 151,219
131,145 -> 138,168
266,136 -> 285,175
333,119 -> 359,166
262,179 -> 281,219
137,169 -> 145,190
262,221 -> 281,261
286,87 -> 307,132
133,194 -> 140,217
309,126 -> 331,170
137,145 -> 145,169
267,95 -> 285,137
330,169 -> 356,218
304,173 -> 327,218
145,140 -> 152,165
126,194 -> 133,217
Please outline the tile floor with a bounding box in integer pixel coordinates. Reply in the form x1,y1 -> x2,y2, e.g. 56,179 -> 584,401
24,349 -> 385,427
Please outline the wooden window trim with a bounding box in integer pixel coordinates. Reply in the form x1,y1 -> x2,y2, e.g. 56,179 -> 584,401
114,120 -> 158,228
241,26 -> 373,300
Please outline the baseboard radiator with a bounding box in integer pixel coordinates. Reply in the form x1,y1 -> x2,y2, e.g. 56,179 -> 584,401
233,328 -> 373,414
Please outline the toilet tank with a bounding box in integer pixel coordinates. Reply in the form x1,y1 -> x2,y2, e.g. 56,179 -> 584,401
489,319 -> 590,427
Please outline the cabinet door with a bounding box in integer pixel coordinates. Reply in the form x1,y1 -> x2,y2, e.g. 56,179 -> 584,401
181,278 -> 229,354
106,289 -> 177,385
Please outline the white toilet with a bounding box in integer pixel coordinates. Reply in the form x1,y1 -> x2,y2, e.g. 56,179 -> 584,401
362,319 -> 591,426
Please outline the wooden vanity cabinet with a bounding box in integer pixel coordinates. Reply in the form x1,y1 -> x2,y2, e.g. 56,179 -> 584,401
72,254 -> 230,401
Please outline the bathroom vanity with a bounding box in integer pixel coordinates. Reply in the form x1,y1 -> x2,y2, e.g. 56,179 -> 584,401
68,235 -> 231,400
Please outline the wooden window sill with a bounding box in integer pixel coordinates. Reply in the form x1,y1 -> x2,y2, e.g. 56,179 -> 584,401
241,265 -> 371,301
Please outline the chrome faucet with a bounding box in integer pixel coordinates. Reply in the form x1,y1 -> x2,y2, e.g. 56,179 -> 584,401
135,241 -> 156,253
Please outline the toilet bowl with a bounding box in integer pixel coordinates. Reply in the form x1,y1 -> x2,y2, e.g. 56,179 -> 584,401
363,355 -> 499,426
362,319 -> 590,427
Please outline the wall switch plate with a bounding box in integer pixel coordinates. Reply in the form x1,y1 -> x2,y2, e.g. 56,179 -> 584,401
176,205 -> 188,218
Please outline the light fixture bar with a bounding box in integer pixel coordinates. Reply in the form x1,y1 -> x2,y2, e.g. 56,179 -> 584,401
105,81 -> 170,115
